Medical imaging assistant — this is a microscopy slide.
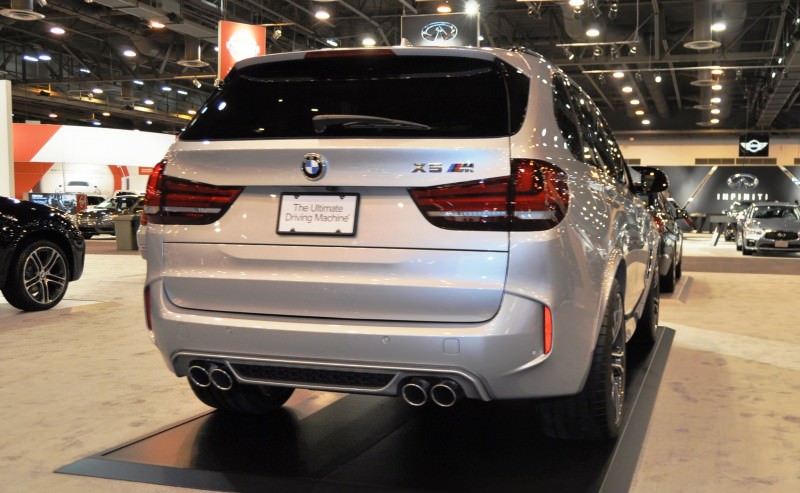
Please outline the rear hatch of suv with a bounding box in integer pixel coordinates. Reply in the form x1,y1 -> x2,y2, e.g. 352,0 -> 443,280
148,48 -> 550,324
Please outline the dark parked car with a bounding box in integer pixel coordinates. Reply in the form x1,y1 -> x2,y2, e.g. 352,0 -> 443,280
76,194 -> 143,238
1,196 -> 85,311
638,190 -> 685,292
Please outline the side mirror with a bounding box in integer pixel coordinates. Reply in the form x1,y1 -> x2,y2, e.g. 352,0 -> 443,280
631,166 -> 669,193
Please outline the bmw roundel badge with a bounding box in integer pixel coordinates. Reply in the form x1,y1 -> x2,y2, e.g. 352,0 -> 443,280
302,152 -> 327,181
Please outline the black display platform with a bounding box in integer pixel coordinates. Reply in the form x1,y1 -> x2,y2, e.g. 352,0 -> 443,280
58,328 -> 674,493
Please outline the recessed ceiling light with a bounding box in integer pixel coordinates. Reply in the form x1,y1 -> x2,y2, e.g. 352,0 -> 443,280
612,71 -> 624,79
161,85 -> 172,92
38,54 -> 51,61
710,108 -> 721,115
711,21 -> 727,32
362,37 -> 376,47
586,27 -> 600,37
133,80 -> 144,85
710,97 -> 722,104
143,99 -> 154,105
621,85 -> 633,93
654,73 -> 662,83
635,109 -> 645,116
642,119 -> 651,125
711,68 -> 723,76
314,9 -> 330,20
102,111 -> 111,117
50,26 -> 66,35
92,87 -> 103,94
711,83 -> 723,91
630,99 -> 640,105
23,55 -> 38,62
123,49 -> 137,57
48,113 -> 58,118
437,2 -> 452,14
710,118 -> 720,124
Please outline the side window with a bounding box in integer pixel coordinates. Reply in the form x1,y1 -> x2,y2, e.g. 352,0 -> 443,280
551,74 -> 582,159
594,115 -> 628,185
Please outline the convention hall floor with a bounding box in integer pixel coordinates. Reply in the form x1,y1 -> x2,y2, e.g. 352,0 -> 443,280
0,234 -> 798,492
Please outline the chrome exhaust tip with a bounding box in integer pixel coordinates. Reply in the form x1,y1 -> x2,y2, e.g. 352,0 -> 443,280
209,366 -> 234,391
188,365 -> 211,388
401,378 -> 431,407
431,379 -> 462,408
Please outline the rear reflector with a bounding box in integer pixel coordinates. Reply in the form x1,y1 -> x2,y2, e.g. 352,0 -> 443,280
543,305 -> 553,354
409,159 -> 569,231
144,161 -> 243,225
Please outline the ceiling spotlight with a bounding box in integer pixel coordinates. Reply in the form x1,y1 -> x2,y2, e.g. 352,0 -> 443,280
436,2 -> 452,14
621,85 -> 633,93
710,97 -> 722,104
122,49 -> 137,57
192,78 -> 202,88
608,2 -> 619,20
710,118 -> 720,124
143,98 -> 155,105
133,79 -> 145,86
465,1 -> 479,16
564,48 -> 575,61
272,27 -> 282,40
38,54 -> 51,61
161,85 -> 172,92
50,26 -> 66,35
79,67 -> 91,74
569,0 -> 585,6
711,83 -> 723,91
642,119 -> 651,125
711,67 -> 723,76
101,111 -> 111,117
314,9 -> 330,20
325,38 -> 339,47
613,71 -> 624,79
176,89 -> 188,95
23,55 -> 38,62
654,73 -> 662,83
92,87 -> 103,94
634,109 -> 645,116
48,112 -> 58,118
592,46 -> 603,57
586,26 -> 601,38
630,98 -> 640,105
710,108 -> 721,115
628,44 -> 638,55
527,3 -> 542,19
711,21 -> 727,32
362,36 -> 376,47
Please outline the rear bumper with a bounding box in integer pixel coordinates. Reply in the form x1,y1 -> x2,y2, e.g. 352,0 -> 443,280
146,279 -> 596,400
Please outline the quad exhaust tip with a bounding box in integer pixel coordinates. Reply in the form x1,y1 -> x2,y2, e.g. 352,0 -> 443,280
401,378 -> 462,407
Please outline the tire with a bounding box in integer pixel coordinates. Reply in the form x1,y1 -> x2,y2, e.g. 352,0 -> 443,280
1,240 -> 70,311
659,257 -> 676,293
632,271 -> 660,347
189,378 -> 294,414
537,280 -> 626,440
735,232 -> 742,251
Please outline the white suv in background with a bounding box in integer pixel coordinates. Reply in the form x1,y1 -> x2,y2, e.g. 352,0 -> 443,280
142,46 -> 667,440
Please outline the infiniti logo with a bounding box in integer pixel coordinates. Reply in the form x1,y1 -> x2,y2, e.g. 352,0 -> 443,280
421,22 -> 459,43
302,153 -> 327,181
726,173 -> 759,190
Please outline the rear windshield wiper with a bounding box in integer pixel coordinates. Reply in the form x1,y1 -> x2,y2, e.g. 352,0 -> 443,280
312,114 -> 431,133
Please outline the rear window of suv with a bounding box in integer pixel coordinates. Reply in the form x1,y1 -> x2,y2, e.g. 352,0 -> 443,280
180,53 -> 529,140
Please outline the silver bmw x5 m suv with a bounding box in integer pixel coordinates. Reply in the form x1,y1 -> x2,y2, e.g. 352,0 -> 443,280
142,46 -> 666,440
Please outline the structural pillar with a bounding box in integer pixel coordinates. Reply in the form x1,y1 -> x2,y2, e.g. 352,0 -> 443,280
0,80 -> 13,197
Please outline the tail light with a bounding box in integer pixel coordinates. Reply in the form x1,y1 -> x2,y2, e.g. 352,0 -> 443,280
143,161 -> 243,225
652,215 -> 665,233
409,159 -> 569,231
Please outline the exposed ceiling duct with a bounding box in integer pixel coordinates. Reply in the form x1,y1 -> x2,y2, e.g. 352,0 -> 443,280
0,0 -> 46,21
177,38 -> 210,68
755,41 -> 800,128
684,0 -> 720,51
